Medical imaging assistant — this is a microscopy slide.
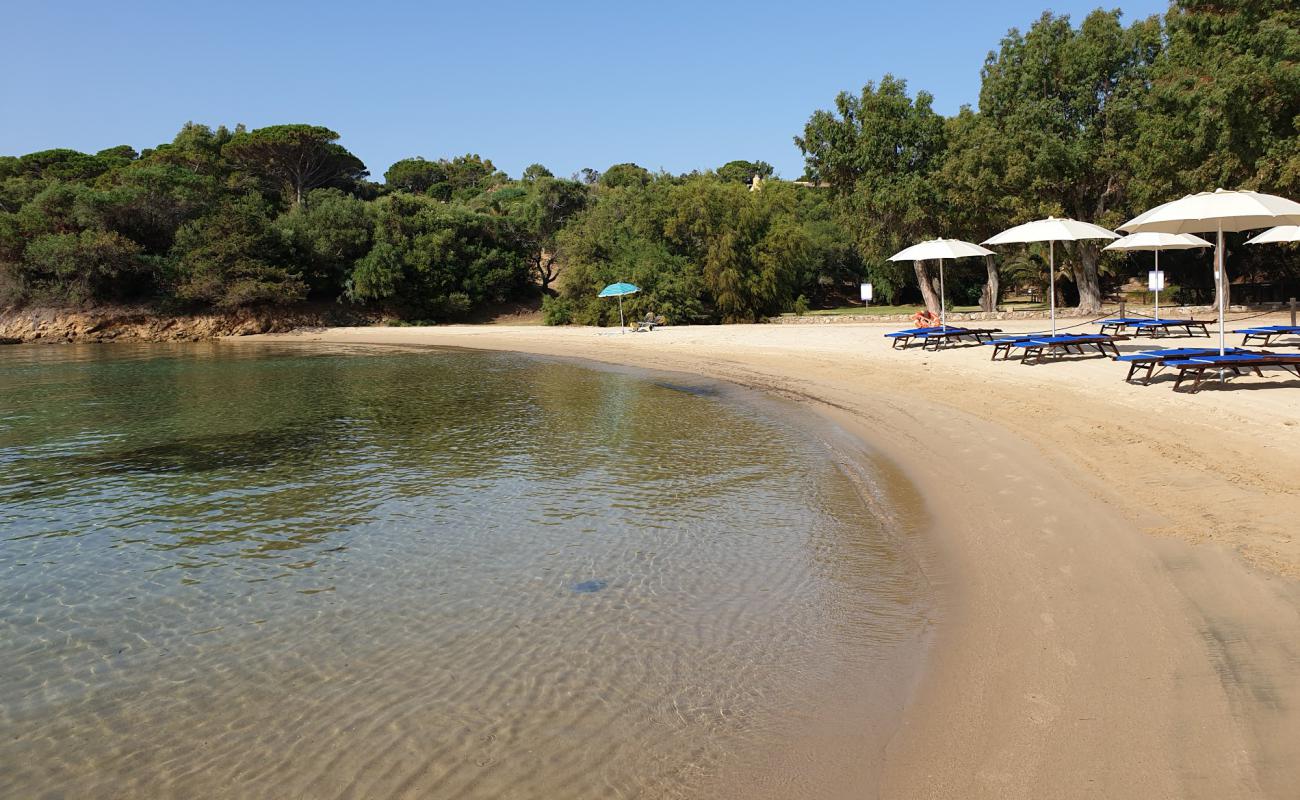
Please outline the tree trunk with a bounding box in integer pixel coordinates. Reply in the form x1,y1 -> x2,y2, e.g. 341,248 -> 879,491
980,255 -> 1000,312
533,250 -> 560,291
1070,243 -> 1104,315
1215,252 -> 1231,312
914,260 -> 941,315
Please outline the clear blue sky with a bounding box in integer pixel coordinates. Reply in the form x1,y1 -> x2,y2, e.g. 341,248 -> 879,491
2,0 -> 1170,181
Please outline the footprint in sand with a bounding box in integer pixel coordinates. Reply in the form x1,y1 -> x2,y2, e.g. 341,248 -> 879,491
1025,693 -> 1060,726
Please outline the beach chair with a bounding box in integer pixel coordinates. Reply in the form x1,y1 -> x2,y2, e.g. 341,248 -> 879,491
1165,353 -> 1300,392
1129,319 -> 1211,338
634,312 -> 665,332
1097,317 -> 1151,336
1003,333 -> 1124,364
884,326 -> 946,349
1115,347 -> 1252,385
1234,325 -> 1300,347
983,334 -> 1042,361
913,327 -> 1004,351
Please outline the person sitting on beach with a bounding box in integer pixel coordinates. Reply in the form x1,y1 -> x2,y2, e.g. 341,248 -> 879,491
911,309 -> 939,328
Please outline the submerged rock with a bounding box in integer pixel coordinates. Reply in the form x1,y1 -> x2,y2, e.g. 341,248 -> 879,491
570,579 -> 608,594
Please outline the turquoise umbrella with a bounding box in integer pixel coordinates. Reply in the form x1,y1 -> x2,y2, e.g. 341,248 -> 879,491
597,282 -> 639,332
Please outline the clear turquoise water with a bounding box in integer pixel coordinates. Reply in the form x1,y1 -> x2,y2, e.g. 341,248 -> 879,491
0,342 -> 928,799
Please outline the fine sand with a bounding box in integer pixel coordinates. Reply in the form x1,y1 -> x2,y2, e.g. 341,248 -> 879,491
248,317 -> 1300,799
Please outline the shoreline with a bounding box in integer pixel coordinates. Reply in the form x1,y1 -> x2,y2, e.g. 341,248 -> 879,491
242,321 -> 1300,798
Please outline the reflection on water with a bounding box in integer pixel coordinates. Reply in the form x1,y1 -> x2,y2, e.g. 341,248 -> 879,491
0,342 -> 929,799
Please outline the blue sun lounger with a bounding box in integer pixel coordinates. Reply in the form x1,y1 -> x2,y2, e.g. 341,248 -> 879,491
885,326 -> 946,349
911,326 -> 1003,350
1116,347 -> 1250,385
1097,317 -> 1152,335
1165,352 -> 1300,392
1129,319 -> 1212,338
984,333 -> 1121,362
1234,325 -> 1300,347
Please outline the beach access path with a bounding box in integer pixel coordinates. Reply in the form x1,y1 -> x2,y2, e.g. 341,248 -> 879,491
248,318 -> 1300,800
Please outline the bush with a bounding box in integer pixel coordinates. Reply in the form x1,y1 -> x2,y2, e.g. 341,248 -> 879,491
542,294 -> 575,325
793,294 -> 810,316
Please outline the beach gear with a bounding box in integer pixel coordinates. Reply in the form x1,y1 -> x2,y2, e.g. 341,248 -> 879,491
1234,325 -> 1300,347
885,326 -> 1002,350
887,239 -> 995,329
1097,318 -> 1154,335
884,326 -> 947,348
1102,232 -> 1211,321
1163,353 -> 1300,392
597,282 -> 639,333
983,333 -> 1122,363
1128,319 -> 1212,338
983,217 -> 1120,336
1120,189 -> 1300,357
1245,225 -> 1300,244
1116,347 -> 1252,385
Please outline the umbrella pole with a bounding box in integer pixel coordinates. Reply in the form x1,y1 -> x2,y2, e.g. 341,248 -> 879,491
1217,223 -> 1225,356
939,258 -> 946,329
1154,249 -> 1160,321
619,293 -> 626,334
1049,240 -> 1056,336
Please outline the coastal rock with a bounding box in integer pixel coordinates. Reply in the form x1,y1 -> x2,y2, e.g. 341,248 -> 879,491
0,305 -> 368,344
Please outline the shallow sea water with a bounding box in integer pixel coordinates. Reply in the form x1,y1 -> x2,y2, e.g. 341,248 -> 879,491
0,342 -> 930,799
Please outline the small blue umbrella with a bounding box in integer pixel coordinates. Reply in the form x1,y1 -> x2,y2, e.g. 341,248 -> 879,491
597,282 -> 639,332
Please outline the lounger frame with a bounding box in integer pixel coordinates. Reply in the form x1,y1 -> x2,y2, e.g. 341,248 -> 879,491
1168,355 -> 1300,392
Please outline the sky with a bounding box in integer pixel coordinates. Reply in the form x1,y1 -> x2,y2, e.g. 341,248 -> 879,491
1,0 -> 1171,182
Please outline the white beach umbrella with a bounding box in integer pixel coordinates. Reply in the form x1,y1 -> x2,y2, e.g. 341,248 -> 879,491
887,238 -> 995,329
1102,232 -> 1212,321
1245,225 -> 1300,245
982,217 -> 1119,335
1120,189 -> 1300,354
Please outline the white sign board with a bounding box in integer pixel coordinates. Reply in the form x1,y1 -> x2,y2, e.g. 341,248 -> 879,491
860,282 -> 873,303
1148,270 -> 1165,291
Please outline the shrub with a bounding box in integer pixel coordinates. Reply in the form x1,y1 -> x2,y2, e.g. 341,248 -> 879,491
542,294 -> 575,325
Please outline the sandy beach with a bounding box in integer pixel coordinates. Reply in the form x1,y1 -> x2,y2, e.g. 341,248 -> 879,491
251,318 -> 1300,799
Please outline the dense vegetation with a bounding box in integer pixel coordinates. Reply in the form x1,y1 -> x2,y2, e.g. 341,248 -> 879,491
2,0 -> 1297,324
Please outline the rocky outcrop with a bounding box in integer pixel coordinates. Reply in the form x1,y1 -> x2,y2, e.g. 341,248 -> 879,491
0,305 -> 369,344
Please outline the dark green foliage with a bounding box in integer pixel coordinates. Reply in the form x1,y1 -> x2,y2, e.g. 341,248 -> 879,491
521,163 -> 554,182
384,154 -> 507,202
223,124 -> 368,207
599,163 -> 652,189
796,74 -> 946,306
171,194 -> 305,307
716,160 -> 775,184
346,193 -> 527,318
554,177 -> 822,324
21,230 -> 146,305
383,158 -> 447,195
541,294 -> 575,325
277,189 -> 373,295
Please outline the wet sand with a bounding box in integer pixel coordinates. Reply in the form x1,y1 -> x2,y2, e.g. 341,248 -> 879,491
250,318 -> 1300,799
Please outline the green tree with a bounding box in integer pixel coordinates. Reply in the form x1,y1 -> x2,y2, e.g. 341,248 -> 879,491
963,10 -> 1161,313
171,193 -> 306,307
716,160 -> 774,184
521,163 -> 554,182
599,163 -> 652,189
505,177 -> 589,291
277,188 -> 374,295
223,124 -> 368,208
796,74 -> 947,308
384,157 -> 448,195
21,230 -> 146,305
347,193 -> 527,316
